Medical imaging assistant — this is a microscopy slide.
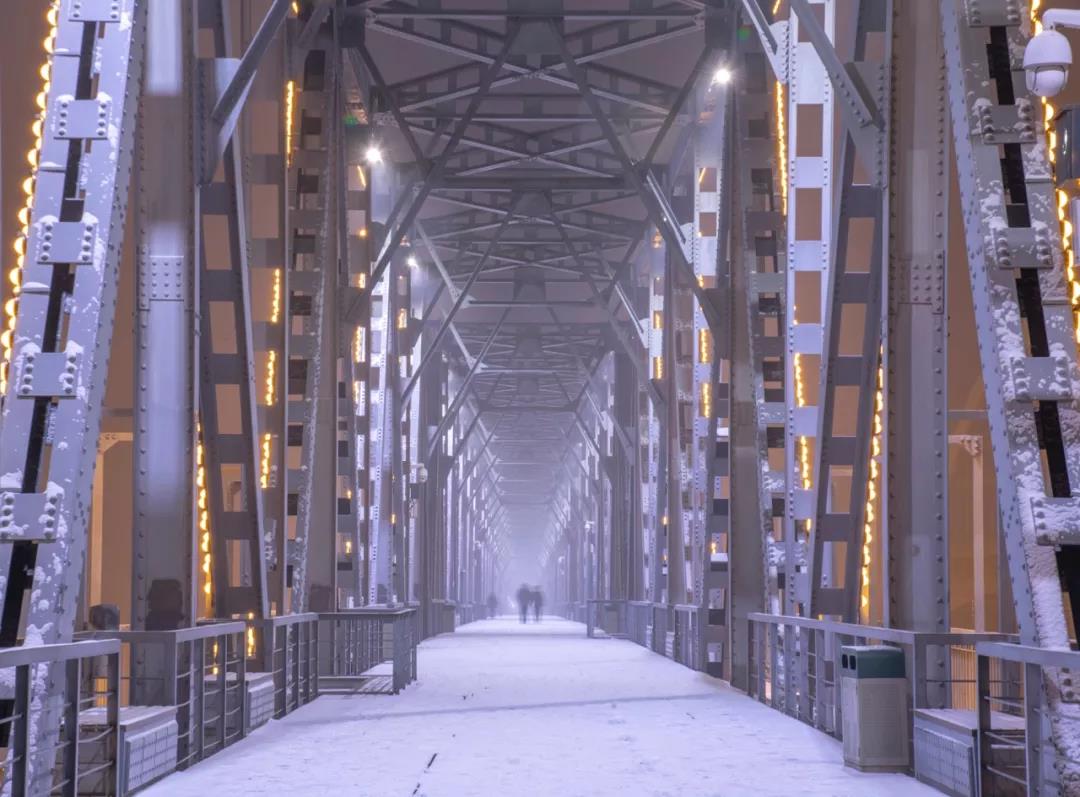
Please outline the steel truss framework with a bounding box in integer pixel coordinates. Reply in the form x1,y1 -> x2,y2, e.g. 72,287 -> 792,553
3,0 -> 1080,789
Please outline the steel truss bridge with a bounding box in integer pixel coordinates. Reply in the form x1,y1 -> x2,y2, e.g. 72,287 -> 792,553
1,0 -> 1080,794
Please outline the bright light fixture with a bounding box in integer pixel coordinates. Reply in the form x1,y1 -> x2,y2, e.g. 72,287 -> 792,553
713,66 -> 733,85
406,255 -> 419,269
365,145 -> 383,165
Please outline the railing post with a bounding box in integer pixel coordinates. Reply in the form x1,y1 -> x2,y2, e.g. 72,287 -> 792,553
216,636 -> 227,752
239,633 -> 248,739
195,638 -> 206,764
976,651 -> 993,797
106,650 -> 120,797
62,656 -> 81,797
1024,660 -> 1042,797
163,636 -> 178,705
12,663 -> 30,796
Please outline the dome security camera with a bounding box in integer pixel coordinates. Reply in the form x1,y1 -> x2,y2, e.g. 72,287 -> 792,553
1025,28 -> 1072,98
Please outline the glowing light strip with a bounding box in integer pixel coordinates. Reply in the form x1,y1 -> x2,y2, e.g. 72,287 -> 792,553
285,81 -> 297,167
861,358 -> 884,619
270,268 -> 281,324
792,349 -> 812,531
3,4 -> 59,395
775,81 -> 788,215
265,350 -> 277,406
260,432 -> 272,490
698,328 -> 711,364
246,612 -> 256,658
700,381 -> 712,419
1031,3 -> 1079,342
197,423 -> 212,614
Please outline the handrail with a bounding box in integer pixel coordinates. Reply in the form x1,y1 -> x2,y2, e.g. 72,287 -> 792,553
319,607 -> 417,618
256,612 -> 319,628
81,620 -> 247,644
0,638 -> 119,667
976,641 -> 1080,668
748,612 -> 1015,646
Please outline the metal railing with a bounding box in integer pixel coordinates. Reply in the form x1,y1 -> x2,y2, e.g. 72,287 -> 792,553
80,621 -> 248,770
581,600 -> 704,670
0,639 -> 121,796
317,608 -> 418,694
430,600 -> 457,635
975,641 -> 1080,796
627,601 -> 651,647
673,605 -> 702,670
585,600 -> 629,638
250,614 -> 319,718
747,613 -> 1014,745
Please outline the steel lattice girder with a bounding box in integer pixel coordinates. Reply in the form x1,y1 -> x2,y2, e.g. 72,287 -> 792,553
0,0 -> 146,785
941,0 -> 1080,778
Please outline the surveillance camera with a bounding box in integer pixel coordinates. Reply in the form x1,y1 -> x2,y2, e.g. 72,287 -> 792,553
1024,28 -> 1072,98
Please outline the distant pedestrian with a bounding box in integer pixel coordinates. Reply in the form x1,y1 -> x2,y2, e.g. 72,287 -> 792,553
486,592 -> 498,619
516,583 -> 531,623
531,586 -> 544,622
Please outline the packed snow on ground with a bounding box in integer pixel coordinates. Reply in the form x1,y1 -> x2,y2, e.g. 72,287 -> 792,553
145,617 -> 936,797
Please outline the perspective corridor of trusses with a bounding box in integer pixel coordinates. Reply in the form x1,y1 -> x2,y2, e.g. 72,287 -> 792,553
6,0 -> 1080,790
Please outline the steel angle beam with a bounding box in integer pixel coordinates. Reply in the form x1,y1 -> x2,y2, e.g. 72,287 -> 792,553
806,0 -> 891,621
941,0 -> 1080,779
197,0 -> 270,620
286,32 -> 338,612
0,0 -> 145,786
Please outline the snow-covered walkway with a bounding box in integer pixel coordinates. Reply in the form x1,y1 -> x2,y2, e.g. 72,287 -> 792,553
145,617 -> 935,796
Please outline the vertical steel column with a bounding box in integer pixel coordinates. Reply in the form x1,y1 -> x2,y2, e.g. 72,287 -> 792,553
782,0 -> 834,617
246,1 -> 290,616
134,0 -> 198,629
285,20 -> 337,611
338,120 -> 372,608
886,0 -> 948,639
730,28 -> 786,689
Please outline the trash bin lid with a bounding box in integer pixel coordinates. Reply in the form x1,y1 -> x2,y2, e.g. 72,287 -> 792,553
839,645 -> 905,679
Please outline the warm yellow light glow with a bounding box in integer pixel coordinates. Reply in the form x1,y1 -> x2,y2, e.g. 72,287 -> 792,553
698,328 -> 711,364
354,326 -> 365,363
396,308 -> 408,330
3,3 -> 57,394
356,165 -> 367,189
1031,4 -> 1077,340
197,423 -> 213,614
260,433 -> 272,490
265,350 -> 277,406
775,81 -> 788,215
291,1 -> 300,14
652,356 -> 664,380
270,269 -> 281,324
860,357 -> 884,620
699,381 -> 712,419
345,539 -> 353,555
652,310 -> 663,330
285,81 -> 297,167
246,612 -> 256,658
793,349 -> 812,533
